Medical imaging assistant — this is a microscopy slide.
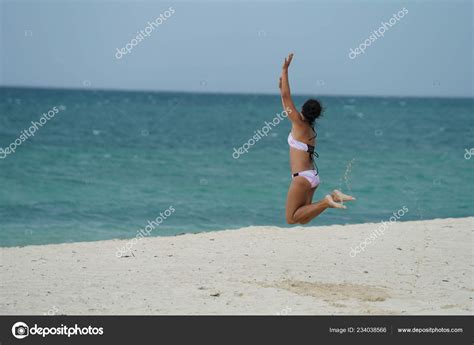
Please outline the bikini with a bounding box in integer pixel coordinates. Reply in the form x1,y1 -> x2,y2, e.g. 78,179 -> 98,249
287,131 -> 320,188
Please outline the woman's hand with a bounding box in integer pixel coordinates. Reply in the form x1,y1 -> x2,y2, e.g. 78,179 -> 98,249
282,53 -> 294,70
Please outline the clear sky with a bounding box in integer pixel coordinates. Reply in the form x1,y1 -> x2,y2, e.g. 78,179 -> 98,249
1,0 -> 472,97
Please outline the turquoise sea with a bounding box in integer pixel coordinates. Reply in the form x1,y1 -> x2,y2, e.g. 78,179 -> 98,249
0,87 -> 472,247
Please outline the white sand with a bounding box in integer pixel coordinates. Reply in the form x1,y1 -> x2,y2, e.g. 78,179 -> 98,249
1,217 -> 472,315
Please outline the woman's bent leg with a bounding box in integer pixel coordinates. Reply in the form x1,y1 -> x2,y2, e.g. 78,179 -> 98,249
286,178 -> 346,225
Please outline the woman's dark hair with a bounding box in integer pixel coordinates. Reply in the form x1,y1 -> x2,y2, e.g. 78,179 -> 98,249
301,99 -> 323,125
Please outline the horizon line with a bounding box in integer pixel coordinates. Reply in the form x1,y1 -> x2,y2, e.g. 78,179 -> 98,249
1,84 -> 473,101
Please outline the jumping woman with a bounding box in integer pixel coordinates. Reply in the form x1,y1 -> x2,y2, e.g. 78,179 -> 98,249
279,53 -> 355,224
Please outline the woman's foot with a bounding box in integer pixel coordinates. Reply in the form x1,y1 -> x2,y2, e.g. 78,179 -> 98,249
325,194 -> 347,209
331,189 -> 355,202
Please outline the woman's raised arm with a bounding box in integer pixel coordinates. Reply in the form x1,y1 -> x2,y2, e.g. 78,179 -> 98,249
279,53 -> 303,124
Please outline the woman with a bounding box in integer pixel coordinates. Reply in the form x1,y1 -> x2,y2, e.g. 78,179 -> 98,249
279,53 -> 355,224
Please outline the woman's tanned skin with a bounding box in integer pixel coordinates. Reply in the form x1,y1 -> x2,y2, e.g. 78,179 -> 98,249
280,53 -> 355,224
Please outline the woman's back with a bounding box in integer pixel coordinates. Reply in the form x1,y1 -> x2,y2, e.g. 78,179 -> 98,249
289,122 -> 316,174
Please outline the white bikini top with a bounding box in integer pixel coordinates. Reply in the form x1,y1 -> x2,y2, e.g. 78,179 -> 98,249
287,132 -> 314,153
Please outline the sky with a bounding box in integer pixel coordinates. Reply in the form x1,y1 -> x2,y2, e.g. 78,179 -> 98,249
1,0 -> 472,97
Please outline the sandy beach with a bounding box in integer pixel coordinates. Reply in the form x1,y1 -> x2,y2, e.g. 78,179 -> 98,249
1,217 -> 472,315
